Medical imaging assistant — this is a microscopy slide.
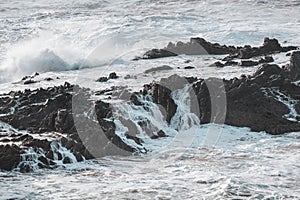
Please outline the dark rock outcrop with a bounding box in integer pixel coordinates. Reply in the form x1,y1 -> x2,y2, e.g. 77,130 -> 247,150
286,51 -> 300,81
0,145 -> 21,171
139,37 -> 297,60
109,72 -> 119,79
0,83 -> 141,171
142,49 -> 178,59
239,60 -> 259,67
1,38 -> 299,172
141,37 -> 237,59
141,51 -> 300,134
142,75 -> 191,123
96,72 -> 119,82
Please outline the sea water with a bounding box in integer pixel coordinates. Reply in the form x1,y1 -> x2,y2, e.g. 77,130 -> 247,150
0,0 -> 299,199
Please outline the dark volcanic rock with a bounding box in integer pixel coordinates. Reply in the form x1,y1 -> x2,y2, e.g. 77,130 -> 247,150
184,66 -> 195,69
142,38 -> 237,59
198,55 -> 300,134
144,65 -> 173,73
141,52 -> 300,135
96,72 -> 119,82
286,51 -> 300,81
139,37 -> 298,60
0,145 -> 21,171
236,38 -> 297,60
142,74 -> 190,123
0,83 -> 141,171
23,79 -> 36,85
96,77 -> 109,82
143,49 -> 178,59
259,56 -> 274,64
109,72 -> 119,79
239,60 -> 259,67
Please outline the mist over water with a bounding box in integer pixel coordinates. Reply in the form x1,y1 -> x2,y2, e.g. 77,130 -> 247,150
0,0 -> 300,199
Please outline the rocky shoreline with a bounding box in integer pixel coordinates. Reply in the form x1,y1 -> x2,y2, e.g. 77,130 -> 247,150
1,38 -> 300,172
137,37 -> 297,60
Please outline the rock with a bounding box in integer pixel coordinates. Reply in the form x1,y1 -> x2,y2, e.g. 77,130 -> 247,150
96,77 -> 109,82
55,109 -> 75,133
21,76 -> 31,81
124,75 -> 131,79
144,65 -> 173,73
142,75 -> 190,123
142,38 -> 237,59
157,130 -> 167,137
109,72 -> 118,79
143,49 -> 177,59
224,60 -> 239,66
286,51 -> 300,81
0,84 -> 142,171
191,55 -> 300,134
96,72 -> 119,82
62,157 -> 72,164
239,60 -> 259,67
139,37 -> 298,60
24,79 -> 36,85
139,50 -> 300,135
150,135 -> 159,139
44,77 -> 53,81
213,61 -> 225,67
0,145 -> 21,171
259,56 -> 274,63
237,38 -> 297,59
184,66 -> 195,69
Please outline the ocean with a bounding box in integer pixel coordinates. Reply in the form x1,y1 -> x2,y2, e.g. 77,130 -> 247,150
0,0 -> 299,199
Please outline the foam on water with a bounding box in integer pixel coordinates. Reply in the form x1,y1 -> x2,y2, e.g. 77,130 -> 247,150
0,126 -> 299,199
0,0 -> 300,83
262,87 -> 300,122
0,0 -> 300,199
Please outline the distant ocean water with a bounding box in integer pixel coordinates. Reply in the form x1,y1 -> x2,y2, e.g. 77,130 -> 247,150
0,0 -> 299,199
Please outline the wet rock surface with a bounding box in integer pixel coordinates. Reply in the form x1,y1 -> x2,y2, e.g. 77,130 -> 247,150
0,82 -> 140,171
141,51 -> 300,134
96,72 -> 119,82
1,39 -> 300,172
139,37 -> 297,61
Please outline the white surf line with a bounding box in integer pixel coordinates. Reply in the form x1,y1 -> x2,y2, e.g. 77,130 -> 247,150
262,87 -> 300,122
293,80 -> 300,87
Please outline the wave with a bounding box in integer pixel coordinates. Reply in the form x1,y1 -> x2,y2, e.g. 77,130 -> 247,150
0,32 -> 148,83
0,33 -> 85,82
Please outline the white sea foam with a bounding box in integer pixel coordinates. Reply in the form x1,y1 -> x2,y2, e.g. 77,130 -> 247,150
0,0 -> 300,199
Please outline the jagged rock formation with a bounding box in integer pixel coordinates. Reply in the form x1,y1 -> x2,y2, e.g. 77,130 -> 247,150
142,51 -> 300,134
138,37 -> 297,60
1,39 -> 299,172
0,83 -> 141,171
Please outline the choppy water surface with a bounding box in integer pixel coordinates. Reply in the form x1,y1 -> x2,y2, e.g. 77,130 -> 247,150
1,127 -> 299,199
0,0 -> 300,199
